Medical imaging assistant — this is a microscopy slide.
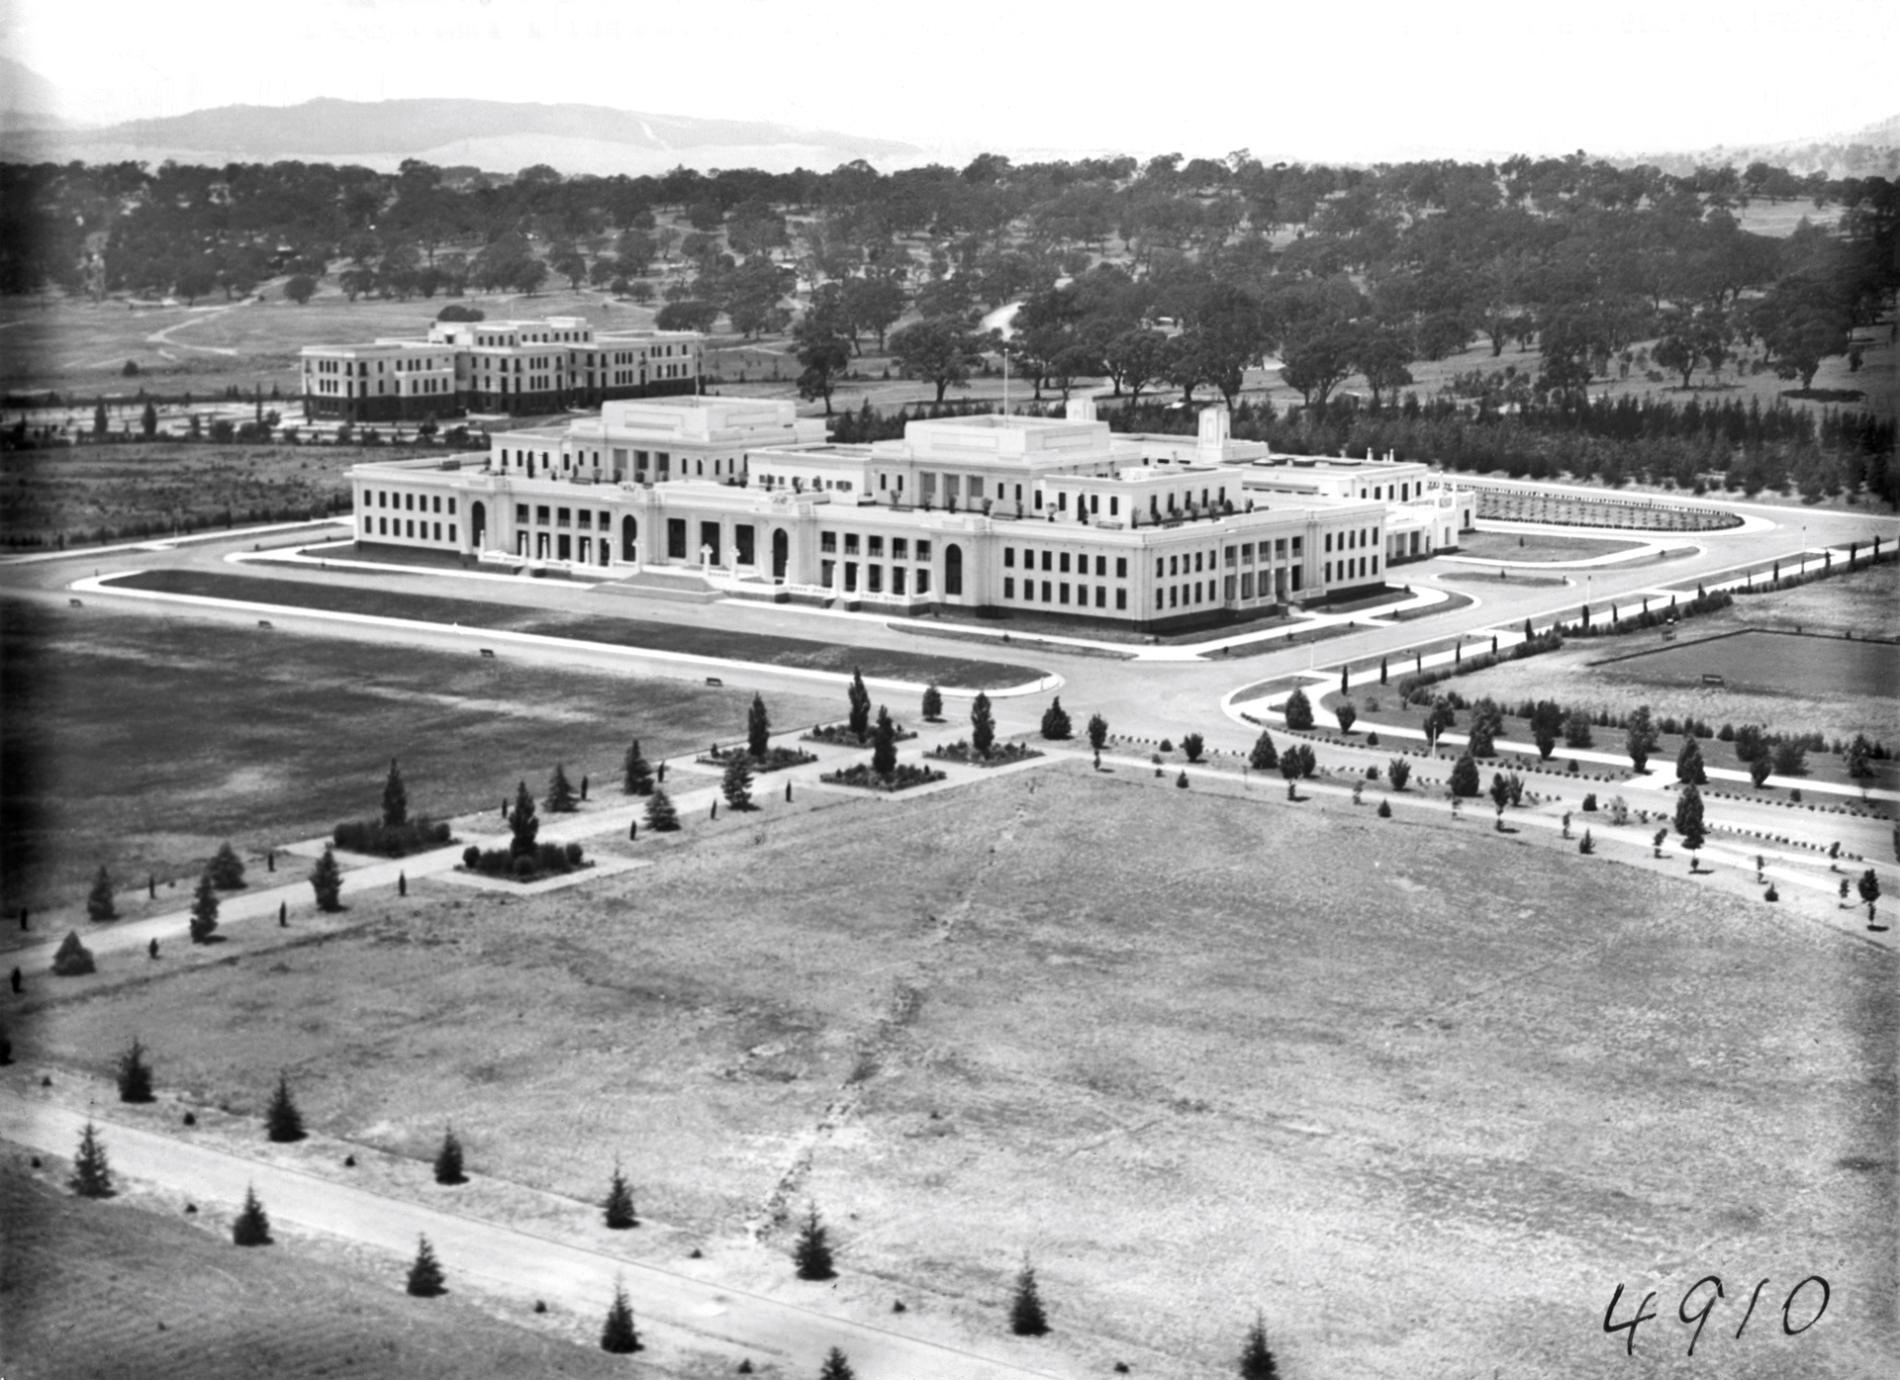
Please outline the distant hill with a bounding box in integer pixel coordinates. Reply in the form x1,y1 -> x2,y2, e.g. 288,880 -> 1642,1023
1615,112 -> 1900,179
0,96 -> 919,174
0,55 -> 80,136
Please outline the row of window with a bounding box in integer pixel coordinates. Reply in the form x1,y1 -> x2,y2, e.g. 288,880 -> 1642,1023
819,532 -> 931,561
514,504 -> 615,531
1324,555 -> 1380,583
816,561 -> 932,597
374,518 -> 447,542
370,490 -> 457,515
1323,527 -> 1379,553
1002,577 -> 1129,612
1004,547 -> 1129,579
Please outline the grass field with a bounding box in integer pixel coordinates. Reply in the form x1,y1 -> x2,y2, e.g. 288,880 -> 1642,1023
1607,628 -> 1895,699
107,568 -> 1044,688
0,1171 -> 650,1380
12,767 -> 1893,1378
0,599 -> 837,912
0,441 -> 374,547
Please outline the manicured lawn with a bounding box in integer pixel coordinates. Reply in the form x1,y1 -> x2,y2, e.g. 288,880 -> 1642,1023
108,568 -> 1045,689
1605,628 -> 1897,700
1454,530 -> 1651,562
0,598 -> 836,911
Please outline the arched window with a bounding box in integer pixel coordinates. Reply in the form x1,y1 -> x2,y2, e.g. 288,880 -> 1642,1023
944,543 -> 963,598
621,515 -> 638,562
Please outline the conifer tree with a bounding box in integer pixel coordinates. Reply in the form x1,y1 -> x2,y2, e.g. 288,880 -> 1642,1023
792,1203 -> 836,1280
232,1184 -> 273,1246
189,870 -> 220,943
434,1126 -> 467,1185
1282,686 -> 1314,730
1040,697 -> 1072,740
645,785 -> 680,832
117,1037 -> 155,1103
406,1235 -> 446,1296
600,1278 -> 643,1353
1449,753 -> 1481,797
1086,713 -> 1109,752
817,1348 -> 857,1380
971,692 -> 995,757
208,841 -> 246,890
847,669 -> 871,741
604,1161 -> 638,1229
623,739 -> 654,795
309,846 -> 343,912
266,1073 -> 306,1143
1009,1258 -> 1050,1335
747,693 -> 772,758
1625,704 -> 1659,772
921,684 -> 944,721
1249,730 -> 1279,770
1674,782 -> 1706,867
86,865 -> 116,921
871,705 -> 898,777
382,757 -> 408,828
52,930 -> 95,976
509,781 -> 541,855
721,754 -> 754,811
1386,756 -> 1411,791
69,1120 -> 114,1198
1238,1312 -> 1279,1380
1675,735 -> 1708,785
546,764 -> 578,814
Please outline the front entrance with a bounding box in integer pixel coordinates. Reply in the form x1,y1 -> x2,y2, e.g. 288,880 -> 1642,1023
944,543 -> 963,598
469,500 -> 486,550
771,527 -> 788,580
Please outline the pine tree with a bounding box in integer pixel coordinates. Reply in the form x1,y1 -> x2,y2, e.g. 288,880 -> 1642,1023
208,841 -> 246,890
817,1348 -> 857,1380
747,693 -> 772,758
266,1073 -> 306,1143
232,1184 -> 273,1246
141,399 -> 158,438
1675,735 -> 1708,785
1449,753 -> 1481,797
600,1279 -> 643,1353
971,692 -> 995,757
921,684 -> 944,721
847,669 -> 871,741
1282,686 -> 1314,730
189,870 -> 220,943
434,1126 -> 467,1185
1009,1258 -> 1050,1336
510,781 -> 541,855
623,739 -> 654,795
117,1037 -> 155,1103
1379,655 -> 1388,685
1086,713 -> 1109,751
309,846 -> 343,912
1625,704 -> 1659,772
1674,783 -> 1706,866
721,754 -> 754,810
1238,1312 -> 1279,1380
645,786 -> 680,832
1039,697 -> 1072,740
406,1235 -> 446,1297
792,1203 -> 836,1280
382,758 -> 408,828
604,1161 -> 638,1229
52,930 -> 95,976
1248,731 -> 1279,770
69,1120 -> 114,1198
546,764 -> 578,814
86,865 -> 116,921
871,705 -> 898,777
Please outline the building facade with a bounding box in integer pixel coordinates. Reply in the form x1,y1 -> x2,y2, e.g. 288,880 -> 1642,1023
347,397 -> 1472,633
300,317 -> 703,423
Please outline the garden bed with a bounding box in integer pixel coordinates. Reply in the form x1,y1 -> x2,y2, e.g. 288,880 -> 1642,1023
819,762 -> 947,792
694,745 -> 818,772
331,818 -> 455,859
926,740 -> 1045,768
803,722 -> 918,747
459,841 -> 587,882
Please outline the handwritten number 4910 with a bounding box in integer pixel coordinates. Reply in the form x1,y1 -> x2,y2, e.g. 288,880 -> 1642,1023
1603,1276 -> 1829,1357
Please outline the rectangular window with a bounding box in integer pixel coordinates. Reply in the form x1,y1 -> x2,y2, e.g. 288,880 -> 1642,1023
1004,577 -> 1015,599
915,541 -> 930,562
1059,553 -> 1071,574
1059,583 -> 1070,605
893,566 -> 907,595
1095,556 -> 1106,577
845,534 -> 860,555
1116,590 -> 1127,611
1116,557 -> 1128,579
667,519 -> 687,559
515,504 -> 528,524
1004,547 -> 1015,568
821,532 -> 837,553
892,537 -> 908,560
868,535 -> 883,558
867,564 -> 882,594
1042,580 -> 1052,602
917,569 -> 930,595
1041,551 -> 1053,572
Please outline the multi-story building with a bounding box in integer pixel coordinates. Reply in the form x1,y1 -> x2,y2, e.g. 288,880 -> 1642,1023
347,396 -> 1471,633
300,316 -> 703,423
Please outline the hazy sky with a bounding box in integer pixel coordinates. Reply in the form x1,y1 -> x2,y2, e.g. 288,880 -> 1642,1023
4,0 -> 1895,163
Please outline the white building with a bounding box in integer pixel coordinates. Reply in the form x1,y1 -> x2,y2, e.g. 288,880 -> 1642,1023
347,397 -> 1471,632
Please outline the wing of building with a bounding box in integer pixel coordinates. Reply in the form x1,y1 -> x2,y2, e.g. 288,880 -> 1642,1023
348,396 -> 1474,634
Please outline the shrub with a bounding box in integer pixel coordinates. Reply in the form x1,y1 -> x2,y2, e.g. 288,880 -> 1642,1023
921,684 -> 944,721
1176,770 -> 1190,788
1448,754 -> 1481,798
1249,731 -> 1279,770
1376,798 -> 1392,817
332,818 -> 452,857
462,845 -> 481,868
52,931 -> 96,976
1159,738 -> 1174,753
309,847 -> 343,912
1764,883 -> 1779,902
1581,793 -> 1598,812
1579,830 -> 1595,854
1040,698 -> 1073,739
1282,688 -> 1314,730
1387,757 -> 1411,792
86,865 -> 116,921
1336,703 -> 1357,734
1086,713 -> 1109,751
645,786 -> 680,832
1181,733 -> 1205,763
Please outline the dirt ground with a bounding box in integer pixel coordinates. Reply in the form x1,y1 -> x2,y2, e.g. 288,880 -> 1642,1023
12,766 -> 1893,1379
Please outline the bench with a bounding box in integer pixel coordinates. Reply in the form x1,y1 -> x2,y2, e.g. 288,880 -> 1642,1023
705,676 -> 723,686
479,648 -> 496,659
257,620 -> 273,629
68,598 -> 83,608
1701,673 -> 1724,686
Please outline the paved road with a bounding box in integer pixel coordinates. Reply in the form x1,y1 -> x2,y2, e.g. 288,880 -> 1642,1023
0,1088 -> 1073,1380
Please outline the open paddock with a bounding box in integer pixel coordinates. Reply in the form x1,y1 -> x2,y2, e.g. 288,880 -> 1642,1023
12,768 -> 1893,1379
1596,628 -> 1897,700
